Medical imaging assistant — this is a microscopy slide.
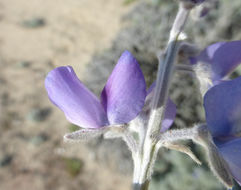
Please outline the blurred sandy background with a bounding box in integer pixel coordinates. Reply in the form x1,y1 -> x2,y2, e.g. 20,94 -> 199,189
0,0 -> 134,189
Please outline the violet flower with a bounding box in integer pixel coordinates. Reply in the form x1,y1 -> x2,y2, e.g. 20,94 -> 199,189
45,51 -> 176,132
190,40 -> 241,83
203,76 -> 241,185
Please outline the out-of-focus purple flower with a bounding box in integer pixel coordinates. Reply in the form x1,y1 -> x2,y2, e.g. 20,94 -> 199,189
45,51 -> 176,131
204,76 -> 241,185
197,0 -> 219,18
190,40 -> 241,83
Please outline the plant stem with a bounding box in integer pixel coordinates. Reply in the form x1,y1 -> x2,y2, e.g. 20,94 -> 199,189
132,5 -> 190,189
148,5 -> 190,135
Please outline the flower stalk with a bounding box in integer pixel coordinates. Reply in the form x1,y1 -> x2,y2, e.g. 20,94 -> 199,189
132,5 -> 190,190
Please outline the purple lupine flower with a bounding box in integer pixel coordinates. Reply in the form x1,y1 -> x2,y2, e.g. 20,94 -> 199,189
45,51 -> 176,131
190,40 -> 241,83
203,76 -> 241,185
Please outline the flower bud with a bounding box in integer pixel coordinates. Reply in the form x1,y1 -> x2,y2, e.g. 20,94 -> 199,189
191,0 -> 219,19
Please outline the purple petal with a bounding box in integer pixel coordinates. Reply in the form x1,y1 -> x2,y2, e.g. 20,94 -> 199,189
192,41 -> 241,81
204,76 -> 241,137
160,98 -> 176,132
101,51 -> 146,124
217,138 -> 241,185
147,82 -> 176,132
45,66 -> 108,128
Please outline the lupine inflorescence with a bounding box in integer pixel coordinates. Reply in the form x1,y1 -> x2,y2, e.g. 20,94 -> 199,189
45,1 -> 241,189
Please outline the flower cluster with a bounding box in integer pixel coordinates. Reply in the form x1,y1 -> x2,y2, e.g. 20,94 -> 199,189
191,40 -> 241,186
45,39 -> 241,188
44,0 -> 241,185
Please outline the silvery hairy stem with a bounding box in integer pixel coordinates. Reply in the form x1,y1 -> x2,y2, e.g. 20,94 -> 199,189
148,5 -> 190,136
132,5 -> 190,190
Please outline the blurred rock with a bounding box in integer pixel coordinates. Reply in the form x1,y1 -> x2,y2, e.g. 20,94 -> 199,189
27,107 -> 52,122
29,133 -> 49,146
21,17 -> 46,28
63,157 -> 84,177
1,92 -> 9,106
17,61 -> 31,68
0,154 -> 13,167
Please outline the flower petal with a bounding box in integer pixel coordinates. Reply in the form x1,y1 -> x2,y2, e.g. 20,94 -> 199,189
217,138 -> 241,185
192,41 -> 241,81
45,66 -> 108,128
204,76 -> 241,137
160,98 -> 177,132
147,82 -> 176,132
101,51 -> 146,124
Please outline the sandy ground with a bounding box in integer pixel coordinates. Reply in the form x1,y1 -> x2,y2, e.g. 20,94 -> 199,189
0,0 -> 134,189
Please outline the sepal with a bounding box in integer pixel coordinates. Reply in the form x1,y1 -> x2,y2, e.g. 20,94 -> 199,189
64,125 -> 124,142
206,141 -> 233,188
64,127 -> 109,142
194,125 -> 233,188
162,142 -> 201,165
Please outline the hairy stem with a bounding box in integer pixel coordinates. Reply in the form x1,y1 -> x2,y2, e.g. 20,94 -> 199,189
158,127 -> 198,143
132,5 -> 190,189
148,5 -> 190,136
